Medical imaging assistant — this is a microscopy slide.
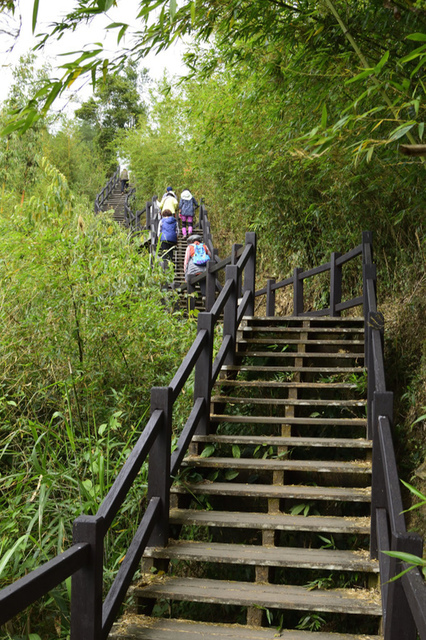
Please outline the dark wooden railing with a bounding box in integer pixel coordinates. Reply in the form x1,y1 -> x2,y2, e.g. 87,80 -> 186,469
363,235 -> 426,640
123,187 -> 145,232
2,228 -> 426,639
94,166 -> 120,214
255,234 -> 366,317
0,231 -> 256,640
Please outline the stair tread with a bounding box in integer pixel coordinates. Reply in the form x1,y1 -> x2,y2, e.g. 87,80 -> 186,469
110,616 -> 382,639
134,577 -> 381,615
169,508 -> 371,533
211,414 -> 367,425
239,339 -> 365,345
182,456 -> 371,474
242,327 -> 364,334
214,380 -> 360,389
221,365 -> 365,373
236,351 -> 364,359
211,396 -> 366,406
244,316 -> 364,322
192,435 -> 372,448
145,540 -> 379,572
171,482 -> 371,502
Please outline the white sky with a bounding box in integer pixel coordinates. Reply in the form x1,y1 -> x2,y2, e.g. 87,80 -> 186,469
1,0 -> 187,110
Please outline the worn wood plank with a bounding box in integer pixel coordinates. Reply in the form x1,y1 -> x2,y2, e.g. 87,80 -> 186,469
242,327 -> 364,334
182,456 -> 371,474
238,338 -> 365,346
244,316 -> 364,323
171,482 -> 371,502
211,396 -> 366,407
214,380 -> 359,389
134,577 -> 382,615
210,414 -> 367,426
169,508 -> 371,534
221,365 -> 365,373
109,615 -> 382,640
145,541 -> 379,572
237,351 -> 364,360
192,435 -> 372,449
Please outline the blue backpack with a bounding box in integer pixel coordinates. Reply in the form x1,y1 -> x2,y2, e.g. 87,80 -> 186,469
192,243 -> 210,266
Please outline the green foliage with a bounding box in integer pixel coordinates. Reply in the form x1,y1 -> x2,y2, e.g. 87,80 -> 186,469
0,170 -> 194,636
75,61 -> 148,170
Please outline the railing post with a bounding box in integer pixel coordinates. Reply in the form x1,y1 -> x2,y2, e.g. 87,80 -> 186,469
330,251 -> 342,317
146,201 -> 151,230
385,532 -> 423,640
362,230 -> 374,361
71,515 -> 104,640
243,232 -> 256,317
147,387 -> 172,548
370,390 -> 394,559
223,265 -> 238,365
232,243 -> 243,299
205,261 -> 216,312
293,267 -> 303,316
194,313 -> 214,435
266,279 -> 276,317
367,312 -> 384,439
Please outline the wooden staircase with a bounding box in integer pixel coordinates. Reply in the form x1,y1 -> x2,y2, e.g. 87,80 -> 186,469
110,316 -> 382,639
100,184 -> 128,224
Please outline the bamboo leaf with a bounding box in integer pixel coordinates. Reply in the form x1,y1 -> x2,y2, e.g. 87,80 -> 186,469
406,33 -> 426,42
321,104 -> 327,129
200,445 -> 215,458
345,68 -> 374,84
32,0 -> 40,33
399,44 -> 426,64
170,0 -> 177,22
374,50 -> 389,74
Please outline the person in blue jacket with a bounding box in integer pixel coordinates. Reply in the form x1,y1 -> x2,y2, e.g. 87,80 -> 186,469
179,189 -> 199,237
158,209 -> 178,262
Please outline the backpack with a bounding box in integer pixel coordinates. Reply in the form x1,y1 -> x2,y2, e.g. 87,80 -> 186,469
191,242 -> 210,266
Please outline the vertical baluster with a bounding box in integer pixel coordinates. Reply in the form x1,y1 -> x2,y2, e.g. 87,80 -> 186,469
147,387 -> 172,548
266,279 -> 276,317
194,313 -> 214,435
243,232 -> 256,317
330,251 -> 342,316
223,265 -> 238,365
71,515 -> 104,640
293,267 -> 303,316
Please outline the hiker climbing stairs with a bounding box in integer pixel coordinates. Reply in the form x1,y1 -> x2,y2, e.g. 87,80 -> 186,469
110,315 -> 382,639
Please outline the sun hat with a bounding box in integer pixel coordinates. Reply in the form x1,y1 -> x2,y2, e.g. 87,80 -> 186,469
181,189 -> 192,201
188,234 -> 202,244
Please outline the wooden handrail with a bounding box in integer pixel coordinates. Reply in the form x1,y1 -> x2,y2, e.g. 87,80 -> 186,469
364,232 -> 426,639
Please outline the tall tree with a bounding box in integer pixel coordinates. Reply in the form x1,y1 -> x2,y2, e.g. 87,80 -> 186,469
75,61 -> 148,171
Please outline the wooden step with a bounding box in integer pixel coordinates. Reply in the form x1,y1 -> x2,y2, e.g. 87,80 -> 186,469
134,576 -> 381,616
109,615 -> 383,639
192,435 -> 372,449
145,540 -> 379,572
238,338 -> 365,346
211,396 -> 366,407
181,456 -> 371,474
213,380 -> 360,390
171,482 -> 371,502
221,365 -> 365,374
210,414 -> 367,426
242,327 -> 364,334
236,351 -> 364,360
244,315 -> 364,321
169,508 -> 371,534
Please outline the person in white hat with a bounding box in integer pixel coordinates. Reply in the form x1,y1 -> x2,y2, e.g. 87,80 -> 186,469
179,189 -> 199,237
